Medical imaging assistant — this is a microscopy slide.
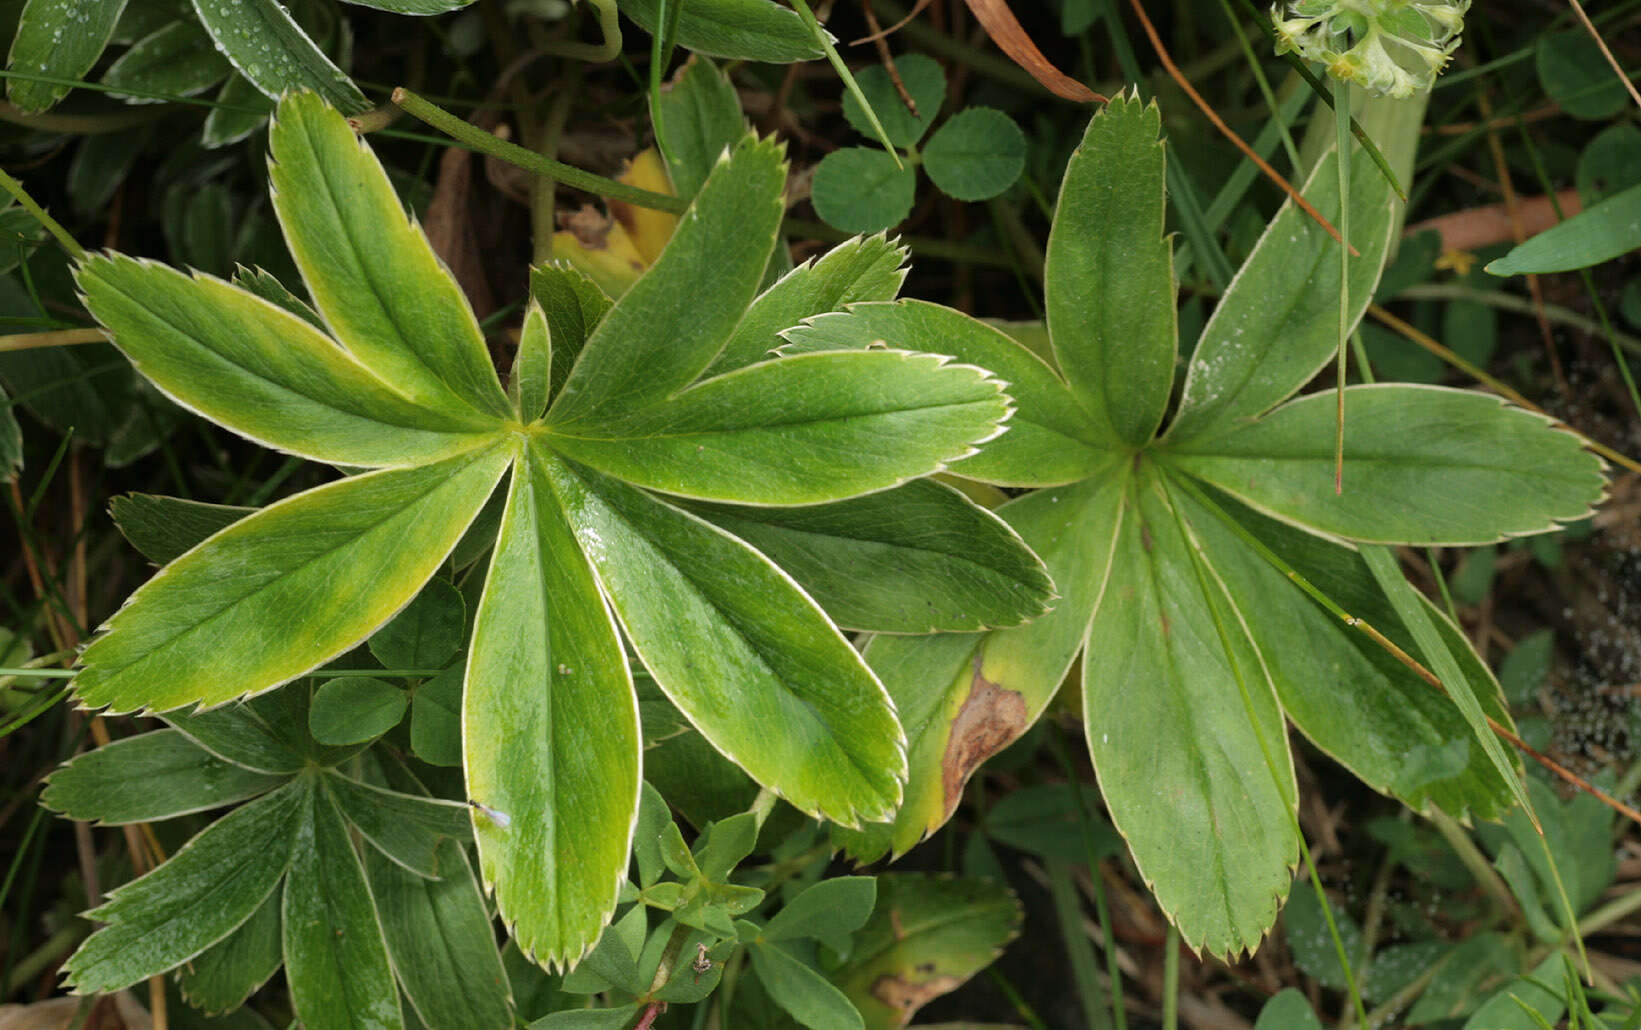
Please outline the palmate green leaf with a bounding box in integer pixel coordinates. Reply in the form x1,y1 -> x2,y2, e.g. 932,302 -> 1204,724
1165,386 -> 1606,545
76,255 -> 500,468
41,728 -> 286,824
363,843 -> 513,1030
548,135 -> 786,426
285,777 -> 403,1030
782,301 -> 1107,487
654,55 -> 747,202
101,20 -> 230,102
836,465 -> 1128,862
63,778 -> 305,994
616,0 -> 826,63
465,443 -> 640,969
689,479 -> 1052,633
544,349 -> 1009,505
1083,466 -> 1297,956
177,890 -> 283,1015
540,458 -> 905,825
6,0 -> 127,113
268,91 -> 511,417
1043,92 -> 1175,447
1165,144 -> 1397,444
72,445 -> 511,715
191,0 -> 368,115
327,772 -> 472,879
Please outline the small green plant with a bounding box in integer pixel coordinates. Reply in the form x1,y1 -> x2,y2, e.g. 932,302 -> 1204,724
809,54 -> 1028,233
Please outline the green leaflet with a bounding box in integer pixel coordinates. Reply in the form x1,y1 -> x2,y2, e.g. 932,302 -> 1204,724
688,479 -> 1052,633
73,446 -> 511,714
1166,144 -> 1397,444
202,72 -> 274,149
345,0 -> 473,11
465,444 -> 641,969
190,0 -> 368,114
76,255 -> 499,467
528,263 -> 611,404
111,493 -> 252,566
615,0 -> 826,63
543,349 -> 1008,505
654,55 -> 747,202
101,19 -> 230,101
178,890 -> 283,1015
1083,468 -> 1296,954
513,301 -> 552,423
64,779 -> 305,994
6,0 -> 127,112
1486,180 -> 1641,275
326,772 -> 472,879
1043,92 -> 1175,447
781,300 -> 1107,487
540,459 -> 905,826
308,676 -> 408,745
40,728 -> 285,824
268,91 -> 512,417
285,778 -> 403,1030
1164,385 -> 1606,545
748,942 -> 863,1030
548,135 -> 786,425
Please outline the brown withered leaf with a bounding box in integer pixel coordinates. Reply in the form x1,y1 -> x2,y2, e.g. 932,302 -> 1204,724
961,0 -> 1099,103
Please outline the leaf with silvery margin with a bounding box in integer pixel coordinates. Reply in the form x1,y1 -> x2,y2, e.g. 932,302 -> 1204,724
781,300 -> 1107,487
1163,385 -> 1607,546
547,135 -> 786,426
1081,467 -> 1297,957
62,778 -> 305,994
512,301 -> 552,423
540,458 -> 905,827
1487,181 -> 1641,276
363,842 -> 513,1030
202,72 -> 274,149
370,577 -> 465,669
1165,143 -> 1397,445
101,20 -> 230,103
829,874 -> 1021,1030
654,55 -> 747,201
284,776 -> 404,1030
110,494 -> 250,566
308,676 -> 407,745
176,889 -> 283,1015
810,148 -> 916,234
686,478 -> 1052,634
190,0 -> 368,114
543,349 -> 1009,506
528,263 -> 611,405
616,0 -> 826,63
464,442 -> 640,969
326,770 -> 471,879
922,107 -> 1027,202
229,264 -> 323,328
750,941 -> 864,1030
76,255 -> 502,468
40,728 -> 286,824
1171,482 -> 1516,822
835,464 -> 1128,863
71,445 -> 511,716
840,54 -> 945,149
6,0 -> 127,113
707,234 -> 908,377
341,0 -> 474,12
1044,92 -> 1175,447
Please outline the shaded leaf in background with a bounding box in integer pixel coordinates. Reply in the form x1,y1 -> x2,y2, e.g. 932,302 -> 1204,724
6,0 -> 127,112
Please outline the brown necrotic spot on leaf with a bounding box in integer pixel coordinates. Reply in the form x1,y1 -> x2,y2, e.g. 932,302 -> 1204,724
940,656 -> 1029,814
872,972 -> 964,1015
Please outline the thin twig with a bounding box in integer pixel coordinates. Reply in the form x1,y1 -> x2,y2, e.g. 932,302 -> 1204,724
860,2 -> 920,116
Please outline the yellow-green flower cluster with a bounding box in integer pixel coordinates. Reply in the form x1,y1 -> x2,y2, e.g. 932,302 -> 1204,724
1272,0 -> 1469,98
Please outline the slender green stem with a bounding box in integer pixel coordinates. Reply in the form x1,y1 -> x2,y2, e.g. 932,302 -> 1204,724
1048,728 -> 1126,1029
788,0 -> 903,168
392,88 -> 687,214
0,328 -> 104,353
1392,285 -> 1641,356
543,0 -> 622,63
0,169 -> 84,262
1162,924 -> 1179,1030
1214,0 -> 1301,172
1332,76 -> 1351,496
1048,861 -> 1112,1030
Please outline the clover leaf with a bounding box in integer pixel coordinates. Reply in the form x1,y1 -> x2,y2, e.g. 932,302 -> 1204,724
67,91 -> 1028,967
794,94 -> 1607,956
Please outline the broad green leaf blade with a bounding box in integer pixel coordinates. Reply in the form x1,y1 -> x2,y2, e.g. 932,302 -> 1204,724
6,0 -> 126,113
540,459 -> 905,825
782,300 -> 1108,487
1175,482 -> 1514,821
545,349 -> 1008,505
111,493 -> 251,566
750,944 -> 864,1030
101,20 -> 230,102
72,446 -> 511,715
269,92 -> 512,418
363,842 -> 513,1030
309,676 -> 408,745
514,301 -> 552,423
1044,93 -> 1175,447
41,728 -> 286,824
177,890 -> 283,1015
548,135 -> 786,425
1167,145 -> 1397,444
63,779 -> 305,994
810,149 -> 916,235
465,444 -> 640,969
616,0 -> 825,62
284,778 -> 403,1030
76,254 -> 500,467
689,479 -> 1052,633
529,263 -> 611,405
829,874 -> 1022,1030
838,463 -> 1128,861
1487,181 -> 1641,275
708,235 -> 907,377
191,0 -> 369,114
1084,468 -> 1297,956
327,772 -> 472,879
654,55 -> 747,201
1165,386 -> 1606,545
